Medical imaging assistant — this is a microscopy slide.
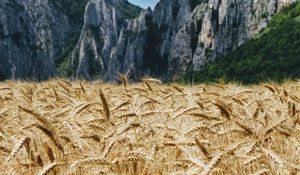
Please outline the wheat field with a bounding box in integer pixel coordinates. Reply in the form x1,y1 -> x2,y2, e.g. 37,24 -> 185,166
0,78 -> 300,175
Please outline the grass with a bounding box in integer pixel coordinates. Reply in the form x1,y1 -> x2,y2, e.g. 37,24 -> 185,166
0,78 -> 300,174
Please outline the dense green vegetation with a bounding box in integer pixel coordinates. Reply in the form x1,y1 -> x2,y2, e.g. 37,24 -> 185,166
118,0 -> 142,20
185,2 -> 300,84
49,0 -> 89,77
49,0 -> 89,27
55,34 -> 79,78
188,0 -> 204,10
56,36 -> 79,78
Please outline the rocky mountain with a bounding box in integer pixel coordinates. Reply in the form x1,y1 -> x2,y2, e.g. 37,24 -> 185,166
0,0 -> 56,80
0,0 -> 86,80
23,0 -> 73,69
72,0 -> 297,81
188,2 -> 300,83
0,0 -> 297,81
69,0 -> 143,80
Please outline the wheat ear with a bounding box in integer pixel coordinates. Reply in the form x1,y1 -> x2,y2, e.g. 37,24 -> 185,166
99,89 -> 110,120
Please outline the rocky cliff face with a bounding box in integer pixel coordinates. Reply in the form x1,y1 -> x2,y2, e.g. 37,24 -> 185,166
23,0 -> 73,64
0,0 -> 53,80
105,8 -> 153,81
71,0 -> 142,80
0,0 -> 297,81
190,0 -> 296,72
0,0 -> 75,80
73,0 -> 297,81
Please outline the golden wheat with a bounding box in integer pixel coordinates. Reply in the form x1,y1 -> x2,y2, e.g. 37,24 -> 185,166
0,79 -> 300,174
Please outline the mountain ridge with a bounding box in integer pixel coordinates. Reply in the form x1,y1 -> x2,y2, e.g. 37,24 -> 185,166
186,2 -> 300,84
0,0 -> 297,81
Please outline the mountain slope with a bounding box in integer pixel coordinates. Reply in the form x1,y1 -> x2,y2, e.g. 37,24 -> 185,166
187,2 -> 300,84
71,0 -> 296,81
0,0 -> 297,81
0,0 -> 89,80
0,0 -> 56,80
70,0 -> 142,80
24,0 -> 75,70
48,0 -> 90,77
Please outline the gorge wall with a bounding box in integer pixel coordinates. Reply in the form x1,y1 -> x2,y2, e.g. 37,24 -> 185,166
0,0 -> 297,81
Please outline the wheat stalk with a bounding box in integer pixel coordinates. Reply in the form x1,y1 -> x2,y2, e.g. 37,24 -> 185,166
250,168 -> 269,175
7,137 -> 30,162
2,79 -> 300,174
37,162 -> 58,175
99,89 -> 110,119
63,121 -> 85,151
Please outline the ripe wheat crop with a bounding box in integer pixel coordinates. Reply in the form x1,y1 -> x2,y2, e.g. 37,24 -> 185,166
1,78 -> 300,174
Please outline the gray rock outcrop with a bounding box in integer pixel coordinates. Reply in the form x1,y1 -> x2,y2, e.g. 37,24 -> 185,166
72,0 -> 297,81
0,0 -> 74,80
0,0 -> 297,81
23,0 -> 73,63
0,0 -> 54,80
